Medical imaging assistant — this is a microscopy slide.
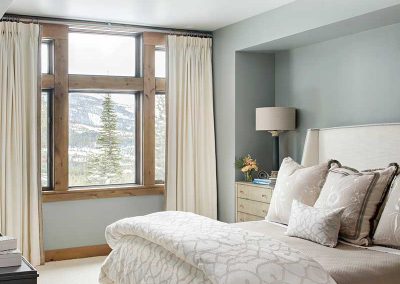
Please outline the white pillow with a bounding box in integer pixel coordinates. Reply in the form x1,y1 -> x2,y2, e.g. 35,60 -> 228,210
286,200 -> 345,247
266,157 -> 331,225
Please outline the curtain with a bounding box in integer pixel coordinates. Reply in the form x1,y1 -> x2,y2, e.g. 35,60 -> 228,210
0,22 -> 41,265
166,35 -> 217,219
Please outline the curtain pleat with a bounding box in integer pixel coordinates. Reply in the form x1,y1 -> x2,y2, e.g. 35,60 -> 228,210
0,22 -> 41,265
166,36 -> 217,219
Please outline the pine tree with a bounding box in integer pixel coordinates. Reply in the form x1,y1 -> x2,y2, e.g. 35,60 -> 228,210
88,94 -> 122,184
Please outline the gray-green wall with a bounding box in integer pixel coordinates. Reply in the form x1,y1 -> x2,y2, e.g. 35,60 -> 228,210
276,22 -> 400,162
43,196 -> 163,249
213,0 -> 400,222
235,52 -> 275,180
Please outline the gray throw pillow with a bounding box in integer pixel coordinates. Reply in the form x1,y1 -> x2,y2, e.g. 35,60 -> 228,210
314,163 -> 398,246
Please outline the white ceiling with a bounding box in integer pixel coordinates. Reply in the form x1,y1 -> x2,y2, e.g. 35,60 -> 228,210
6,0 -> 295,31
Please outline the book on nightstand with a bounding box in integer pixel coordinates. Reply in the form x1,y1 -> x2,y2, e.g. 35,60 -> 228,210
252,178 -> 275,185
0,249 -> 21,268
0,236 -> 17,252
0,235 -> 21,267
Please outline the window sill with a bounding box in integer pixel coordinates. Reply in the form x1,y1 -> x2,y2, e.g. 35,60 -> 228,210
42,185 -> 165,203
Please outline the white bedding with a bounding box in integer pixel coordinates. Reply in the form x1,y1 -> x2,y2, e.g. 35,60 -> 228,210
99,211 -> 336,284
236,220 -> 400,284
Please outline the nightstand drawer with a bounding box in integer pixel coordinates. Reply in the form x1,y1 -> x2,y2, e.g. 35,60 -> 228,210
237,184 -> 273,203
237,212 -> 264,222
237,198 -> 269,217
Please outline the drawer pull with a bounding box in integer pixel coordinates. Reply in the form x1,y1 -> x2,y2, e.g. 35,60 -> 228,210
239,204 -> 244,208
262,209 -> 266,213
239,190 -> 244,194
261,194 -> 267,198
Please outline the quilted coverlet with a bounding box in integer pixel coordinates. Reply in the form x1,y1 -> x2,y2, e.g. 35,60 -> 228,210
99,211 -> 336,284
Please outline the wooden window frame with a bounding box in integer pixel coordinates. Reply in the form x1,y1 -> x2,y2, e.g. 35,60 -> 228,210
40,24 -> 166,202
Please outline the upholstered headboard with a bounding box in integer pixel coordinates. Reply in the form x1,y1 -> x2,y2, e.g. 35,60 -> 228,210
301,123 -> 400,169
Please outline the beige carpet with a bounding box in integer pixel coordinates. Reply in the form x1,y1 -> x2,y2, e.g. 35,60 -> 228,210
37,256 -> 107,284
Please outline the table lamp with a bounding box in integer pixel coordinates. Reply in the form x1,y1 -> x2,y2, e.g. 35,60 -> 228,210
256,107 -> 296,177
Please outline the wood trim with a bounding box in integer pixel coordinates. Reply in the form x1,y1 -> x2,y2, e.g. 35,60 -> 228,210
45,244 -> 111,262
69,75 -> 144,91
42,24 -> 68,40
142,40 -> 156,185
41,74 -> 55,89
155,78 -> 166,93
143,32 -> 166,46
42,185 -> 164,202
53,26 -> 69,191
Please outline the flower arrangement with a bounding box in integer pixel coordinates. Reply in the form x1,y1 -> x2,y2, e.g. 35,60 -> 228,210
235,154 -> 258,182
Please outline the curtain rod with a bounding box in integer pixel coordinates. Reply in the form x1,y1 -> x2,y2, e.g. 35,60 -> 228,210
1,13 -> 213,38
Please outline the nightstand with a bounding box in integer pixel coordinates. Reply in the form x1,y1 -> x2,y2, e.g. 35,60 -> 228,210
0,257 -> 38,283
235,182 -> 274,222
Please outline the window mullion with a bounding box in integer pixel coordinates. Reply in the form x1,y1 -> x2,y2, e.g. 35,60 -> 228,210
142,36 -> 156,186
53,25 -> 69,191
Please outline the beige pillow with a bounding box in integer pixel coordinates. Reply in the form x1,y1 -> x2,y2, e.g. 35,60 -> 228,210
314,164 -> 398,246
286,200 -> 345,247
266,157 -> 331,225
373,176 -> 400,248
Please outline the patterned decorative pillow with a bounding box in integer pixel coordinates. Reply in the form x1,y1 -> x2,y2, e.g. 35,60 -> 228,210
373,176 -> 400,248
265,157 -> 332,225
286,200 -> 345,247
314,163 -> 398,246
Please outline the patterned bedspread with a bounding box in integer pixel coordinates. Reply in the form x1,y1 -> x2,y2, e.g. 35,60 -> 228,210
99,211 -> 336,284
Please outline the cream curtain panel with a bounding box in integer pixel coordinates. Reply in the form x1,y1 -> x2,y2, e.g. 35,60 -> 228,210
0,22 -> 41,265
166,35 -> 217,219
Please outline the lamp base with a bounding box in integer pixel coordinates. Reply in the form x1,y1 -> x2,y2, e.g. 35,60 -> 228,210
271,135 -> 280,172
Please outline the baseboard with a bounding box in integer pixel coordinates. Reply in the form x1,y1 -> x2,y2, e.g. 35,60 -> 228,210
45,244 -> 111,262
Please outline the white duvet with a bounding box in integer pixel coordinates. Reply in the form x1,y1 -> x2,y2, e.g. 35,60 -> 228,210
99,211 -> 336,284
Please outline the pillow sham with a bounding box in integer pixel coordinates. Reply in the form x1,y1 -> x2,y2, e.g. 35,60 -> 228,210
314,163 -> 398,246
373,176 -> 400,248
286,200 -> 345,247
265,157 -> 332,225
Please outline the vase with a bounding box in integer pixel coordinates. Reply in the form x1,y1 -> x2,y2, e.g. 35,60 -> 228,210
244,171 -> 253,182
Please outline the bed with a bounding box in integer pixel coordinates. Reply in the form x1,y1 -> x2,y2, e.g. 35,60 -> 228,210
99,123 -> 400,284
236,221 -> 400,284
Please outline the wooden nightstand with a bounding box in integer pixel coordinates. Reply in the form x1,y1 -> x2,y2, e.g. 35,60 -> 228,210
236,182 -> 274,222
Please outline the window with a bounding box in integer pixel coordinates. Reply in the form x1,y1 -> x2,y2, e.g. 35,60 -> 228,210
68,92 -> 136,186
155,48 -> 166,182
155,49 -> 166,78
41,41 -> 51,74
155,94 -> 166,183
41,40 -> 53,188
41,91 -> 51,187
40,25 -> 166,200
69,32 -> 136,76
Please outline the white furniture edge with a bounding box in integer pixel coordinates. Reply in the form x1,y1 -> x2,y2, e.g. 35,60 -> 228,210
301,122 -> 400,169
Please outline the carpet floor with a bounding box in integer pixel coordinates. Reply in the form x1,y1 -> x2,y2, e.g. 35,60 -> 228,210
37,256 -> 107,284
